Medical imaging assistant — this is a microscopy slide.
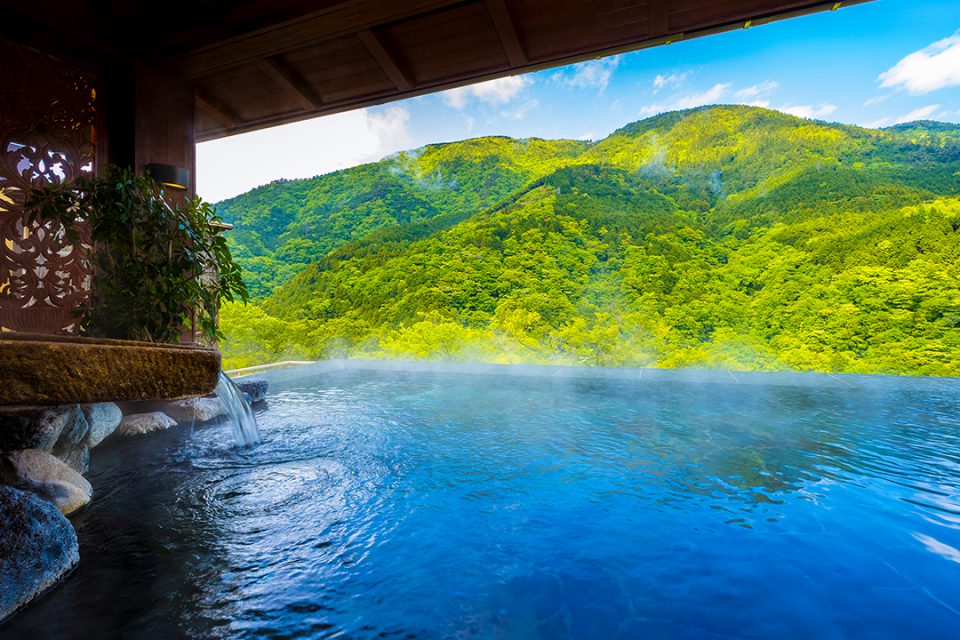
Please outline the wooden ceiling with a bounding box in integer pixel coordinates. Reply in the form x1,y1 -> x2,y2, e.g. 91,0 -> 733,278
1,0 -> 872,142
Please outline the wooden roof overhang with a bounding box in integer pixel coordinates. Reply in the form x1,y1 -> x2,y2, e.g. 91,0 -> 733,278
2,0 -> 871,143
183,0 -> 873,142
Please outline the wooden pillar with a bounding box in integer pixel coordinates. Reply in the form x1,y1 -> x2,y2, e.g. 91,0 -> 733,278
102,60 -> 196,199
100,60 -> 201,343
135,62 -> 196,199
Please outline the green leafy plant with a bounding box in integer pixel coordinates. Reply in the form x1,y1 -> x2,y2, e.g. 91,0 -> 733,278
27,166 -> 248,343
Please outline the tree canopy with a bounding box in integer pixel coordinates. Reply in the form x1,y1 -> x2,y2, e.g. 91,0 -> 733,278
216,105 -> 960,376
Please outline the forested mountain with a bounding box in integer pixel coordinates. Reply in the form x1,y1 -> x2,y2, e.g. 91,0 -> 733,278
218,105 -> 960,375
217,137 -> 590,298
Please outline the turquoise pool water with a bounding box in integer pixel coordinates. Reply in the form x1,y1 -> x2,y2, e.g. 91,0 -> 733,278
6,362 -> 960,639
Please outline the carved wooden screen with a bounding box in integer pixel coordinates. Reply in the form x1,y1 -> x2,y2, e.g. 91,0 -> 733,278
0,39 -> 96,334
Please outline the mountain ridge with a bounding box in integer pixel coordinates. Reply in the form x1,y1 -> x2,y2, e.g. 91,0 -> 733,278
218,105 -> 960,375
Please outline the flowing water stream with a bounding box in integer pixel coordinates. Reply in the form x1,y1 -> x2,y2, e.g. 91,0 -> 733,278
215,371 -> 261,447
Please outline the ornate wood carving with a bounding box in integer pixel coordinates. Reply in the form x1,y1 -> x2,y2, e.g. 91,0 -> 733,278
0,39 -> 96,334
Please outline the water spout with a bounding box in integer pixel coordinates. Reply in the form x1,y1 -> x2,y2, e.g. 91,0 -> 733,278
215,371 -> 261,447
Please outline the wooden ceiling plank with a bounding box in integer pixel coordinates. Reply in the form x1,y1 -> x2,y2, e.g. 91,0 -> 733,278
179,0 -> 463,78
669,0 -> 812,30
648,0 -> 670,37
257,56 -> 324,111
387,2 -> 488,37
195,92 -> 241,130
483,0 -> 528,66
358,29 -> 415,91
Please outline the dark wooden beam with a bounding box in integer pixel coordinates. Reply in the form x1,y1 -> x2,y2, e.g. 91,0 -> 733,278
177,0 -> 462,78
0,4 -> 122,59
195,92 -> 240,130
155,0 -> 349,55
647,0 -> 670,37
358,29 -> 414,91
484,0 -> 527,66
256,56 -> 323,111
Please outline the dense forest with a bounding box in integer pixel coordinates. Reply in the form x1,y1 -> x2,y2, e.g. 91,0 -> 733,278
217,105 -> 960,376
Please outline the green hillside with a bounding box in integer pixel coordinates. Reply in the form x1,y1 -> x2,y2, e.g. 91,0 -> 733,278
218,105 -> 960,375
217,137 -> 591,298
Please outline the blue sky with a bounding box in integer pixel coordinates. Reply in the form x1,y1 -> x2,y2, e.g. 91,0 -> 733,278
198,0 -> 960,202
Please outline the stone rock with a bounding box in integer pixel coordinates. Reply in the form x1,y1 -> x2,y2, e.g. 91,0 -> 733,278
81,402 -> 123,447
235,378 -> 268,404
0,449 -> 93,515
117,411 -> 177,436
0,486 -> 79,623
0,404 -> 84,452
53,408 -> 90,448
53,443 -> 90,475
163,397 -> 226,424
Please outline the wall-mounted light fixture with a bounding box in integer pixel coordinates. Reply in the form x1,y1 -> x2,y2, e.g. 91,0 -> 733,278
146,163 -> 190,191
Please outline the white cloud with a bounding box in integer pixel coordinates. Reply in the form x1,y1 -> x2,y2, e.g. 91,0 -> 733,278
864,104 -> 942,128
734,80 -> 779,100
898,104 -> 942,121
863,95 -> 890,107
500,99 -> 539,120
639,83 -> 731,117
553,57 -> 621,93
441,89 -> 466,110
196,106 -> 412,202
653,71 -> 691,94
638,80 -> 841,122
879,32 -> 960,94
676,83 -> 731,108
442,76 -> 531,109
779,103 -> 837,119
367,106 -> 411,148
637,104 -> 665,118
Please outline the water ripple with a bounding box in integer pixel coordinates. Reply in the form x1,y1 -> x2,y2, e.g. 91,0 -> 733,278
5,367 -> 960,639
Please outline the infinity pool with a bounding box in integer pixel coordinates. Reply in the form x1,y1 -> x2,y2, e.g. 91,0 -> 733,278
6,362 -> 960,639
